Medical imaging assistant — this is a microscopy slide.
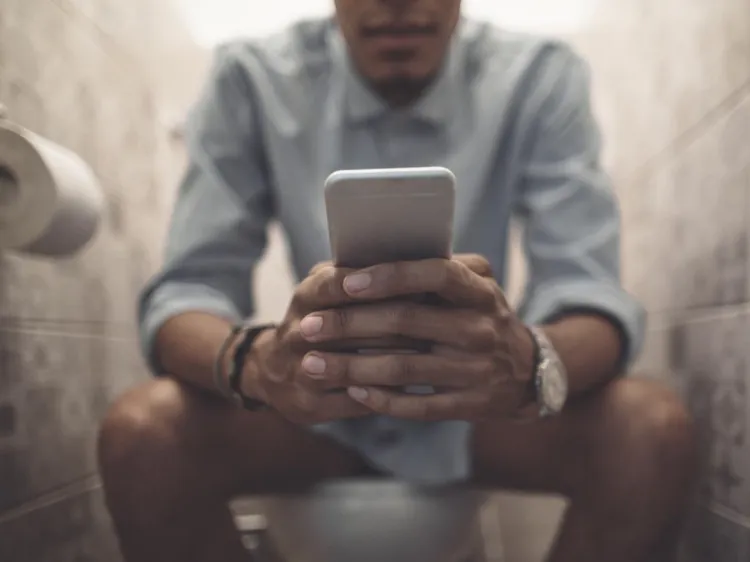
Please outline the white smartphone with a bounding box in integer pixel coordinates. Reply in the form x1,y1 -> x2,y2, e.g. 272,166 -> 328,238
324,166 -> 456,269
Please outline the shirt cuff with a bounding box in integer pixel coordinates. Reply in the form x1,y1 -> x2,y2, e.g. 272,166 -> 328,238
138,282 -> 243,375
519,280 -> 646,368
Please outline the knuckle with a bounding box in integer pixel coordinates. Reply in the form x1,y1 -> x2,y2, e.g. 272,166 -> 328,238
471,255 -> 492,276
473,317 -> 498,350
377,262 -> 403,292
393,302 -> 419,333
490,354 -> 513,381
474,357 -> 496,382
311,270 -> 335,303
479,283 -> 498,310
332,307 -> 352,336
389,355 -> 417,384
325,355 -> 346,384
448,260 -> 471,292
292,391 -> 317,418
293,266 -> 346,312
277,324 -> 296,349
383,261 -> 402,279
321,269 -> 349,301
289,289 -> 309,313
370,391 -> 392,414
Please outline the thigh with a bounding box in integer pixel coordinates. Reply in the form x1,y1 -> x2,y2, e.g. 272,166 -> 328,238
99,378 -> 375,498
469,377 -> 692,497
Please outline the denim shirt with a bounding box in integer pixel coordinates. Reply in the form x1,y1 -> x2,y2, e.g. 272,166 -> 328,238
138,18 -> 645,484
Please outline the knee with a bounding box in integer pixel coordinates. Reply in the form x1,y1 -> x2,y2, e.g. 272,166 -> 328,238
97,378 -> 192,482
597,378 -> 697,484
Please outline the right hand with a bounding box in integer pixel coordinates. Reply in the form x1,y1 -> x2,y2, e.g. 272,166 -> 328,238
241,263 -> 385,425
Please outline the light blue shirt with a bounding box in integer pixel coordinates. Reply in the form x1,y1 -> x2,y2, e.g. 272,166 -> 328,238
139,18 -> 645,484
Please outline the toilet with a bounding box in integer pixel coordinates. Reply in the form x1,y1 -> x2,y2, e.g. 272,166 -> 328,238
235,479 -> 488,562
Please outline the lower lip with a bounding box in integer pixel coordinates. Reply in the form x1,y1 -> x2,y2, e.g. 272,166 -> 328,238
366,33 -> 430,51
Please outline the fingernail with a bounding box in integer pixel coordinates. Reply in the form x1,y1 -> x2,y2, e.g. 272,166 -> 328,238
348,387 -> 369,401
344,272 -> 372,293
302,354 -> 326,377
300,315 -> 323,337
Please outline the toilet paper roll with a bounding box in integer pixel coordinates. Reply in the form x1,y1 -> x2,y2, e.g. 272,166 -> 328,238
0,121 -> 104,257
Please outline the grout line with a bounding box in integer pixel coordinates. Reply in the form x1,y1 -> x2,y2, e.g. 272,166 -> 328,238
669,301 -> 750,323
0,321 -> 137,340
0,474 -> 102,525
625,78 -> 750,184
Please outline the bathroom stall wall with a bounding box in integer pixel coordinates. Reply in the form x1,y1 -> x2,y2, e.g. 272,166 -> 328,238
581,1 -> 750,560
483,0 -> 750,559
0,1 -> 207,560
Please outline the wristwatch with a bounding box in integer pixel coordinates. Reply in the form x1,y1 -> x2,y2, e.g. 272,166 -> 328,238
523,326 -> 569,418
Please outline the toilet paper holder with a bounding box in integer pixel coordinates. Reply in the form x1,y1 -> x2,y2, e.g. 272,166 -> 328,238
0,104 -> 105,257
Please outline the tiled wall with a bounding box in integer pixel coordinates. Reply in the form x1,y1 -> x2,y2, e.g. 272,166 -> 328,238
579,0 -> 750,560
0,0 -> 205,560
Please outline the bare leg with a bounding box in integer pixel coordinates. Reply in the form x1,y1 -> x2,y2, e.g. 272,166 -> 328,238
470,377 -> 696,562
98,379 -> 373,562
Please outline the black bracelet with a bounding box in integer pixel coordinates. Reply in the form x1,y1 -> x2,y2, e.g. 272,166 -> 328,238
213,323 -> 246,398
228,324 -> 275,411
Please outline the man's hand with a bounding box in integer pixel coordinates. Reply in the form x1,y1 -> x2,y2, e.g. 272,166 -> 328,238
242,263 -> 385,425
294,255 -> 538,422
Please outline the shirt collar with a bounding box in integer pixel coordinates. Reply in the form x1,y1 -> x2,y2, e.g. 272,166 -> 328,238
330,24 -> 464,127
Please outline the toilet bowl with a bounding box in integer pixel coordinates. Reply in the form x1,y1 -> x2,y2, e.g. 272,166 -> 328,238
257,479 -> 488,562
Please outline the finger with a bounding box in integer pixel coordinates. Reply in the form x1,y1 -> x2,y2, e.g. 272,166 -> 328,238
292,263 -> 356,313
298,303 -> 496,350
288,389 -> 370,423
341,259 -> 500,309
314,392 -> 372,420
282,320 -> 433,351
320,336 -> 432,353
347,387 -> 485,421
298,351 -> 486,389
452,254 -> 494,278
308,261 -> 333,276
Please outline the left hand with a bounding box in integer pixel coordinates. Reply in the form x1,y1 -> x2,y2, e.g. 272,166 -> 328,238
296,255 -> 537,421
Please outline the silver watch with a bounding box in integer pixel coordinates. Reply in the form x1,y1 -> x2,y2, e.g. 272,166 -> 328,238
529,326 -> 568,417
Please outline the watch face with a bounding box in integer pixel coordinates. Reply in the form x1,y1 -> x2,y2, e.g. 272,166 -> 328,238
540,358 -> 568,413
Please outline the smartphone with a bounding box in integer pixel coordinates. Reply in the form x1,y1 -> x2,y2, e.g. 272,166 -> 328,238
324,166 -> 456,269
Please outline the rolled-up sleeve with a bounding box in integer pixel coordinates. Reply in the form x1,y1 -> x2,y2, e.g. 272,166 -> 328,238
138,44 -> 272,373
515,47 -> 646,366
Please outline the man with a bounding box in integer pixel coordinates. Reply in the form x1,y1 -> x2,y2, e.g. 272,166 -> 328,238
97,1 -> 696,561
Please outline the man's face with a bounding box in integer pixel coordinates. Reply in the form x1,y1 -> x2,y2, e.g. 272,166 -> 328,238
334,0 -> 462,95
